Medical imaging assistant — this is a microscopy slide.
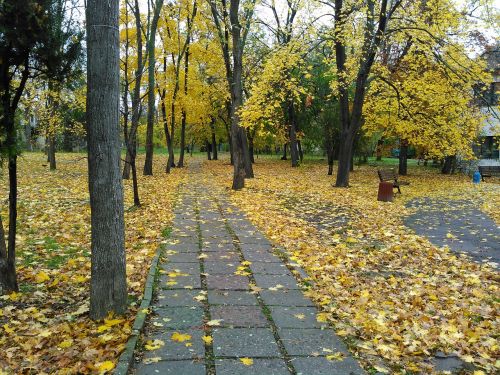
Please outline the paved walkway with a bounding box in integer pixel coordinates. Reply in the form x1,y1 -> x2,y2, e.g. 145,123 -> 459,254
131,172 -> 364,374
405,198 -> 499,267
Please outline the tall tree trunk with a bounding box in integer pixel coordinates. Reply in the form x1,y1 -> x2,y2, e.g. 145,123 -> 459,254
281,143 -> 288,160
298,140 -> 303,162
288,102 -> 299,167
48,135 -> 57,170
0,214 -> 17,293
327,147 -> 334,175
247,129 -> 255,163
86,0 -> 127,319
205,139 -> 212,160
178,42 -> 191,168
441,155 -> 456,174
335,130 -> 355,186
210,118 -> 218,160
376,138 -> 383,161
398,139 -> 408,176
144,0 -> 164,176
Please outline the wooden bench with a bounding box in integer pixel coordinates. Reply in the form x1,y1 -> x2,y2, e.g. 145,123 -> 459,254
478,165 -> 500,181
378,168 -> 409,194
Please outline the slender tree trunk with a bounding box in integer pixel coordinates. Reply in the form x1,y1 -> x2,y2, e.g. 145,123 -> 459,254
210,118 -> 218,160
144,0 -> 164,176
86,0 -> 127,319
376,138 -> 383,161
288,102 -> 299,167
335,130 -> 355,186
247,129 -> 255,163
0,213 -> 17,293
178,47 -> 190,168
281,143 -> 288,160
205,140 -> 212,160
327,147 -> 334,175
298,140 -> 303,162
48,135 -> 57,170
190,140 -> 194,156
441,155 -> 456,174
398,139 -> 408,176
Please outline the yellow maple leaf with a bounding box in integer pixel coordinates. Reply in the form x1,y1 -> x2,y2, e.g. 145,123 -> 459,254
144,339 -> 165,350
240,357 -> 254,366
206,319 -> 223,326
58,339 -> 73,349
104,318 -> 124,327
171,332 -> 191,342
96,360 -> 115,373
326,352 -> 344,361
294,314 -> 305,320
35,271 -> 50,283
3,324 -> 14,334
202,335 -> 213,344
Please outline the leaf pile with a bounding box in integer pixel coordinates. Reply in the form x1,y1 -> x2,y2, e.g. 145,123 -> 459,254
203,159 -> 499,374
0,153 -> 185,373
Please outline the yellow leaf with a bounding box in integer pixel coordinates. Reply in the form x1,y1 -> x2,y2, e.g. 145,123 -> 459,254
316,313 -> 328,323
239,357 -> 254,366
171,332 -> 191,342
38,329 -> 52,337
97,325 -> 111,333
206,319 -> 223,326
8,292 -> 20,301
326,352 -> 344,361
58,339 -> 73,349
104,318 -> 124,327
75,275 -> 86,283
3,324 -> 14,334
202,335 -> 213,344
35,271 -> 50,283
294,314 -> 305,320
143,357 -> 162,364
144,339 -> 165,351
96,360 -> 115,373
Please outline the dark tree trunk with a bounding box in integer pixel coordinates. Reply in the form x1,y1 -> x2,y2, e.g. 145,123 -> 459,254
288,101 -> 299,167
335,130 -> 354,186
86,0 -> 127,319
143,0 -> 164,176
441,155 -> 456,174
178,111 -> 187,167
398,139 -> 408,176
376,138 -> 383,161
327,147 -> 334,175
190,140 -> 194,156
48,135 -> 57,170
210,118 -> 218,160
206,139 -> 212,160
0,214 -> 17,293
298,140 -> 303,162
247,129 -> 255,163
123,145 -> 132,179
281,143 -> 288,160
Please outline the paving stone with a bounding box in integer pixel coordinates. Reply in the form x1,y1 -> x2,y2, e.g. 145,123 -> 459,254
241,249 -> 281,263
156,289 -> 204,307
135,359 -> 205,375
431,354 -> 472,372
253,274 -> 300,289
202,244 -> 235,252
278,329 -> 347,356
204,261 -> 239,274
166,242 -> 199,253
250,262 -> 292,275
160,262 -> 200,274
259,290 -> 314,306
207,290 -> 259,305
212,328 -> 281,357
210,306 -> 269,327
292,356 -> 365,375
201,251 -> 240,262
206,275 -> 250,290
270,307 -> 322,329
151,307 -> 204,329
214,358 -> 290,375
142,330 -> 205,360
164,252 -> 199,263
159,274 -> 201,289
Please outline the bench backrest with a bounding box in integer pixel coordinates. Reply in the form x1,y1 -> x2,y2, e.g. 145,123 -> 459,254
479,165 -> 500,175
378,168 -> 398,181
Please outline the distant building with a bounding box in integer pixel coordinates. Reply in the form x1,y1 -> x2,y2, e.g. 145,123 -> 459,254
474,43 -> 499,165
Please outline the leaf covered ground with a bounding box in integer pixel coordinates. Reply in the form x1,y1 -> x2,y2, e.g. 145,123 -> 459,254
0,153 -> 185,374
202,158 -> 499,374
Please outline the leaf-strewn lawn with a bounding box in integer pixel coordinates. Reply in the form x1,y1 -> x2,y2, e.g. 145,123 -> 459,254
0,153 -> 185,373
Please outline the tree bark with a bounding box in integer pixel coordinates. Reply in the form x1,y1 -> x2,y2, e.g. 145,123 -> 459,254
210,117 -> 218,160
144,0 -> 164,176
441,155 -> 456,174
0,214 -> 17,293
288,102 -> 299,167
48,135 -> 57,170
398,139 -> 408,176
376,138 -> 383,161
205,139 -> 212,160
247,129 -> 255,163
86,0 -> 127,319
281,143 -> 288,160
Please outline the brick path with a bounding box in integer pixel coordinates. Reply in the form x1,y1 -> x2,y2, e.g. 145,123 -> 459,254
131,170 -> 365,375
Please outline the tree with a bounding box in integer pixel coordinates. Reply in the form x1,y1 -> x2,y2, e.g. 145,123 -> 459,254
143,0 -> 164,176
86,0 -> 128,319
0,0 -> 82,293
209,0 -> 255,189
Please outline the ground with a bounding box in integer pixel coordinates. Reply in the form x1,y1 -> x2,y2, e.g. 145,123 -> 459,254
0,153 -> 498,374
